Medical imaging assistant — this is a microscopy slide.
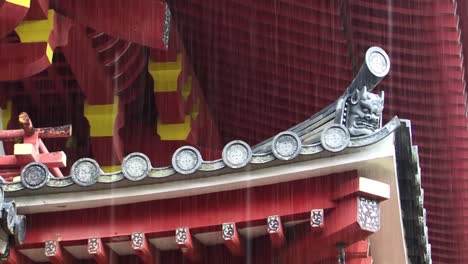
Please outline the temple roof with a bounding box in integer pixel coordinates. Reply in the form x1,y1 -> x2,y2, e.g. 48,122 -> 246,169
4,46 -> 399,193
5,118 -> 429,264
3,116 -> 400,193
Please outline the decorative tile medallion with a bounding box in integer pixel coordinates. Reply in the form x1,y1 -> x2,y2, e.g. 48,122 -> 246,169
222,223 -> 235,240
71,158 -> 100,187
132,232 -> 144,249
172,146 -> 202,175
122,152 -> 152,181
311,209 -> 324,227
357,197 -> 381,232
222,140 -> 252,169
175,228 -> 188,244
88,238 -> 99,254
320,124 -> 350,152
21,162 -> 49,190
365,46 -> 390,77
272,131 -> 302,160
45,240 -> 57,256
267,215 -> 280,233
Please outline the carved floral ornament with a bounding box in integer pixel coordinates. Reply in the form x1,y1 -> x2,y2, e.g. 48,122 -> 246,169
131,232 -> 145,249
222,223 -> 235,240
87,238 -> 100,254
267,215 -> 281,233
357,197 -> 381,232
175,228 -> 188,244
8,46 -> 398,191
44,240 -> 57,256
311,209 -> 324,227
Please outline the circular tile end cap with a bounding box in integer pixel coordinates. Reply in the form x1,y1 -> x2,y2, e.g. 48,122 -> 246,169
222,140 -> 253,169
21,162 -> 50,190
271,131 -> 302,160
366,46 -> 390,78
320,124 -> 351,153
122,152 -> 152,181
172,146 -> 203,175
70,158 -> 101,187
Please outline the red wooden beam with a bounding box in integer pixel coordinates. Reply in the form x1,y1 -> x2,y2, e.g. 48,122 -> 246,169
25,0 -> 49,20
88,238 -> 119,264
45,240 -> 76,264
52,0 -> 167,49
0,125 -> 72,141
333,177 -> 390,202
23,172 -> 355,244
0,112 -> 69,173
0,111 -> 70,141
37,139 -> 48,154
35,125 -> 73,139
222,222 -> 244,256
0,156 -> 18,167
132,232 -> 159,264
347,256 -> 373,264
0,0 -> 30,40
13,147 -> 38,165
60,24 -> 116,105
0,42 -> 50,81
38,139 -> 63,177
305,240 -> 370,264
0,152 -> 66,167
32,151 -> 66,167
346,240 -> 369,259
321,197 -> 375,245
176,228 -> 202,262
267,215 -> 285,248
65,24 -> 147,104
0,169 -> 20,179
279,196 -> 380,263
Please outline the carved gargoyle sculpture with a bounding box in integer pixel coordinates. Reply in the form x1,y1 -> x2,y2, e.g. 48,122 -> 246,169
345,87 -> 384,136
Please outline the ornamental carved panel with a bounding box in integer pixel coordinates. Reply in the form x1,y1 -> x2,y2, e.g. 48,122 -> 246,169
132,232 -> 144,249
88,238 -> 100,254
222,223 -> 235,240
311,209 -> 324,227
175,228 -> 188,244
357,197 -> 381,232
267,215 -> 281,233
44,240 -> 57,256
